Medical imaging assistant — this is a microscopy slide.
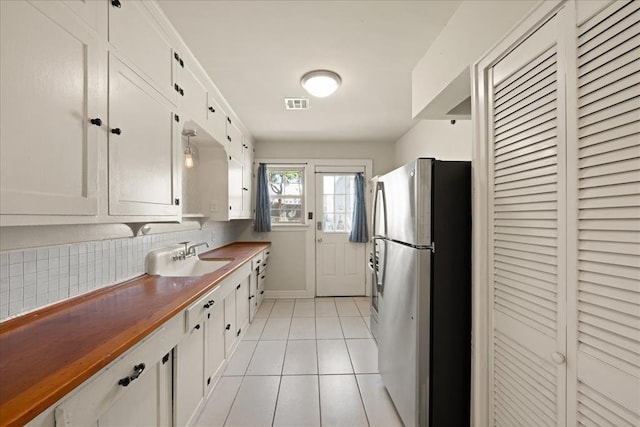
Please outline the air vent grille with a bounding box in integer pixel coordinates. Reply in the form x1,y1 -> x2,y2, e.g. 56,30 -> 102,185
285,98 -> 309,110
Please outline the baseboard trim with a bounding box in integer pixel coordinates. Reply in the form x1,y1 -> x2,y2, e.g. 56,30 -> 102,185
263,290 -> 314,299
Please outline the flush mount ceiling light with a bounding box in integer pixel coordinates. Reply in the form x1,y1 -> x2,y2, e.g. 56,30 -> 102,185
300,70 -> 341,98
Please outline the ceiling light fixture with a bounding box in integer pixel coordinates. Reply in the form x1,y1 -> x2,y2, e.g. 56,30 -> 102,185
300,70 -> 341,98
182,129 -> 196,169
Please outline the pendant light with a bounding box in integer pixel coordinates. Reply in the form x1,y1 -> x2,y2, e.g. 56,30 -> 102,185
301,70 -> 341,98
182,129 -> 196,169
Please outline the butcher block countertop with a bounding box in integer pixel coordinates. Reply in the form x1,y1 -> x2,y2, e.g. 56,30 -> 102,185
0,241 -> 270,427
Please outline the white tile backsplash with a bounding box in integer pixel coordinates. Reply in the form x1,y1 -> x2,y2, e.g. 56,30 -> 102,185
0,228 -> 221,322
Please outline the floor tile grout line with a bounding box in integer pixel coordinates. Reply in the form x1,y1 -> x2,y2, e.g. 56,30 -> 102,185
221,375 -> 245,427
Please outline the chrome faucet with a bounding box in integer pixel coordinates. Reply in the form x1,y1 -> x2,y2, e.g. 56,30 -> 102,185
186,242 -> 209,258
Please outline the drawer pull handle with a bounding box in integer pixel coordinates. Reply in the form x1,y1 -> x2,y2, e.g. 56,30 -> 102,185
236,284 -> 241,290
226,324 -> 231,330
118,363 -> 145,387
89,118 -> 102,126
261,275 -> 265,279
111,128 -> 122,135
262,263 -> 267,267
260,290 -> 264,294
203,299 -> 215,309
111,0 -> 121,8
256,259 -> 262,264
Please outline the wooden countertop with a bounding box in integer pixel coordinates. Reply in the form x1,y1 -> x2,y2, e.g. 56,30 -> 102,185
0,241 -> 270,427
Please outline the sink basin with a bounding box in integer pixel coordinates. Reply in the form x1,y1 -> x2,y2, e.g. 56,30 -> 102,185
145,244 -> 231,277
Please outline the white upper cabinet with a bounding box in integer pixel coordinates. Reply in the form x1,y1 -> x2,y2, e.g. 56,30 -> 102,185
228,155 -> 244,218
242,140 -> 254,218
108,54 -> 179,216
108,0 -> 176,104
226,117 -> 243,161
180,61 -> 208,127
0,1 -> 100,221
206,95 -> 227,145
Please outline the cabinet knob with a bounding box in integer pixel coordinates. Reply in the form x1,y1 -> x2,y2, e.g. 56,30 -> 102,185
226,324 -> 231,330
90,118 -> 102,126
194,324 -> 201,330
111,0 -> 121,8
551,352 -> 566,365
236,284 -> 241,290
260,290 -> 264,294
110,128 -> 122,135
227,135 -> 232,142
227,117 -> 232,124
209,106 -> 216,113
243,187 -> 248,191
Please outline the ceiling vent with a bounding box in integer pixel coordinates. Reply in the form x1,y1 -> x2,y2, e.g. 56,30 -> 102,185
285,98 -> 310,110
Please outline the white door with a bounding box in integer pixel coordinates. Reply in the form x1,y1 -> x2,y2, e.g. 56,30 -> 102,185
487,10 -> 567,426
315,173 -> 366,296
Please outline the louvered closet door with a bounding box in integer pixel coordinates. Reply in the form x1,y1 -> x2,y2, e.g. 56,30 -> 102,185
488,11 -> 567,426
570,1 -> 640,425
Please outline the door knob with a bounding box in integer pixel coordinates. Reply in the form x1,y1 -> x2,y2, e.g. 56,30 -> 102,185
317,238 -> 323,243
551,352 -> 566,365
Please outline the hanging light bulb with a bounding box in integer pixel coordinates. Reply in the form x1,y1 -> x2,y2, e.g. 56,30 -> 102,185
182,129 -> 196,169
184,146 -> 194,169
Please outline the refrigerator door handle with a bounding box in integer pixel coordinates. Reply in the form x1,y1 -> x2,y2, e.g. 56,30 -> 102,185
372,181 -> 388,240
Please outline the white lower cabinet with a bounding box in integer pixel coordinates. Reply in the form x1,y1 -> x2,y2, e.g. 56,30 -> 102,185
48,254 -> 269,427
174,321 -> 206,427
53,316 -> 181,426
223,290 -> 237,356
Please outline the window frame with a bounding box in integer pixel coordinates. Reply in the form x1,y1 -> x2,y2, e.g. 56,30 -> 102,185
266,164 -> 308,227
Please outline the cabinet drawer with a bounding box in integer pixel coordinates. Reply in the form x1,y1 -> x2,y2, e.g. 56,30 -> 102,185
55,315 -> 182,425
185,286 -> 221,332
264,248 -> 271,261
250,253 -> 263,271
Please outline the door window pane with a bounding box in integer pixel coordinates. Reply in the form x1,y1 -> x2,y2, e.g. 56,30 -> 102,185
321,174 -> 356,233
267,166 -> 305,224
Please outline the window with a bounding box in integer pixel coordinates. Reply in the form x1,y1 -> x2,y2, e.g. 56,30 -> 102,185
322,175 -> 355,232
267,166 -> 305,224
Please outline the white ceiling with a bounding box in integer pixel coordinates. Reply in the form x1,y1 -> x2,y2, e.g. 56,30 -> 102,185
158,1 -> 461,144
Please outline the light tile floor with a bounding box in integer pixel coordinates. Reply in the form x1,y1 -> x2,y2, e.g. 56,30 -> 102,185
195,297 -> 403,427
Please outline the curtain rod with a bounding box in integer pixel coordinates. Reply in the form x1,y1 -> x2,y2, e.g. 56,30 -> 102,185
261,162 -> 308,165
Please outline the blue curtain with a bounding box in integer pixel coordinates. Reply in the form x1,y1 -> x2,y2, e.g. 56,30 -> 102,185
254,163 -> 271,232
349,173 -> 369,243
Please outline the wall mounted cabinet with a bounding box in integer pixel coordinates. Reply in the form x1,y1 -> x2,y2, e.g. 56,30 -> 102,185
0,1 -> 100,219
0,0 -> 254,227
108,0 -> 176,105
108,54 -> 180,216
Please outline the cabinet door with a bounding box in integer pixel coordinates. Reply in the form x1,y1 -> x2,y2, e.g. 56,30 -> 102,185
226,118 -> 243,160
224,292 -> 237,356
108,0 -> 175,104
175,322 -> 206,427
228,156 -> 243,217
242,141 -> 254,218
568,1 -> 640,425
249,268 -> 259,322
205,301 -> 225,395
99,358 -> 172,427
235,277 -> 250,338
206,95 -> 227,145
486,10 -> 567,426
54,324 -> 174,426
108,54 -> 179,216
0,1 -> 99,218
180,62 -> 208,126
63,0 -> 99,32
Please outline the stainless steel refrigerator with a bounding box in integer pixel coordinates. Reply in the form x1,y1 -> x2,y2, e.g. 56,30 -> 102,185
373,158 -> 471,427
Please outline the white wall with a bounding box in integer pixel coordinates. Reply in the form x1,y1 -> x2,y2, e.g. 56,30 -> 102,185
255,140 -> 395,177
394,120 -> 472,167
412,0 -> 537,119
